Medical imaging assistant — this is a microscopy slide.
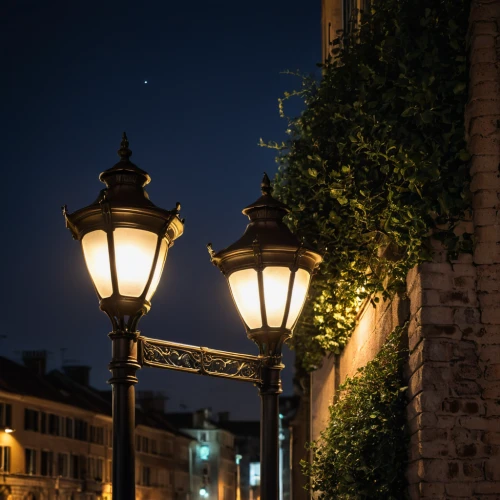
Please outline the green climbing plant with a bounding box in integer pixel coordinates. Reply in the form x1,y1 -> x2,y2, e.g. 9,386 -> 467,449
302,326 -> 409,499
263,0 -> 471,370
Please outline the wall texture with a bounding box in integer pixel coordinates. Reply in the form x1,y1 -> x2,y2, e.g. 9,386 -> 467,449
309,2 -> 500,499
406,1 -> 500,497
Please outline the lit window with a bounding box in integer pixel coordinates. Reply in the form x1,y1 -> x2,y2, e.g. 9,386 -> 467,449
199,444 -> 210,461
250,462 -> 261,486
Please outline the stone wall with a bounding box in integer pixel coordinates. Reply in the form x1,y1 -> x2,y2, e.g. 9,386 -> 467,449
405,1 -> 500,497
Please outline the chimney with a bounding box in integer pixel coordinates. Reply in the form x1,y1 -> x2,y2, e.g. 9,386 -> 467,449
137,391 -> 168,413
63,365 -> 91,386
218,411 -> 230,423
193,408 -> 212,428
22,350 -> 48,376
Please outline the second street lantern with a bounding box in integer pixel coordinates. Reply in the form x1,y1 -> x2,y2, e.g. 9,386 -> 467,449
63,133 -> 184,333
208,173 -> 322,356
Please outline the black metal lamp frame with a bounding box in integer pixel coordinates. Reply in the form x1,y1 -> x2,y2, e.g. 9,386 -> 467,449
64,136 -> 322,500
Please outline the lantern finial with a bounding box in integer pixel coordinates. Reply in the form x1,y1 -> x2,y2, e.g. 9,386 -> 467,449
261,172 -> 272,196
118,132 -> 132,162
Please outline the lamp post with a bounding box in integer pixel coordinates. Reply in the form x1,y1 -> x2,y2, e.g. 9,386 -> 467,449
63,134 -> 321,500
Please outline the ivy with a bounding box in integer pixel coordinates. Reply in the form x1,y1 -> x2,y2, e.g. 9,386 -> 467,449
302,326 -> 409,499
264,0 -> 471,370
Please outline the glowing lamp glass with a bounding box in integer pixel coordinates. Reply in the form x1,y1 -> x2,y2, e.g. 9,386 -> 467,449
262,267 -> 291,327
82,228 -> 166,300
228,266 -> 311,331
228,269 -> 261,329
146,238 -> 168,301
285,268 -> 310,328
114,228 -> 158,297
82,230 -> 113,298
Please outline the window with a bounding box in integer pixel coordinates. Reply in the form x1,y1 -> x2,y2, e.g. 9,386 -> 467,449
57,453 -> 69,477
249,462 -> 260,486
166,440 -> 173,456
71,454 -> 83,479
65,417 -> 73,438
0,446 -> 11,472
141,437 -> 149,453
40,412 -> 47,434
90,425 -> 104,445
49,414 -> 60,436
87,457 -> 103,481
141,466 -> 151,486
0,402 -> 12,428
74,419 -> 88,441
41,451 -> 53,476
95,457 -> 103,481
158,469 -> 166,487
342,0 -> 371,35
151,439 -> 157,455
25,448 -> 37,475
24,409 -> 39,432
199,444 -> 210,461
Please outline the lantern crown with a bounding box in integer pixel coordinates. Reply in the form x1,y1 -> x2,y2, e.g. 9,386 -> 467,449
241,172 -> 290,222
210,173 -> 319,273
98,132 -> 152,201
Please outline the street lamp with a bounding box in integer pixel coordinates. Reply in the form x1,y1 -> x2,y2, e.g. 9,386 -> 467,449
208,174 -> 321,500
63,135 -> 321,500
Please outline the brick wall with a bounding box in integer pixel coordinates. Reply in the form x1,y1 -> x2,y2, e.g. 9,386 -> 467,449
307,2 -> 500,498
406,1 -> 500,497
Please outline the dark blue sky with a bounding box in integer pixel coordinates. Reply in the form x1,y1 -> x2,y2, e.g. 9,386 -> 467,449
2,0 -> 321,419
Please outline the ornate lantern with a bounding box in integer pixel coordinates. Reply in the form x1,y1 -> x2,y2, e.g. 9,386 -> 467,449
208,174 -> 322,356
63,133 -> 184,333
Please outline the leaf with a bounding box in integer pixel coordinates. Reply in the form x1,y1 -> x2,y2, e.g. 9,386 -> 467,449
458,149 -> 471,161
453,82 -> 466,94
420,110 -> 433,124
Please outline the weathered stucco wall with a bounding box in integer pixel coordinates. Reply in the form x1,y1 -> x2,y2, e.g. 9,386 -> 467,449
310,292 -> 409,445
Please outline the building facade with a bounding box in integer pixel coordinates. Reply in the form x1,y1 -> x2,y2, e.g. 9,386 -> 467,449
216,415 -> 260,500
167,410 -> 238,500
0,353 -> 194,500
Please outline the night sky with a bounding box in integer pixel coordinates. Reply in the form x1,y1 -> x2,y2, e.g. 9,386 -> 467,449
2,1 -> 320,420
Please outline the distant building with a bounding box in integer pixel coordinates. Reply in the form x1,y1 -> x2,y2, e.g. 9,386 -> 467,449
216,413 -> 260,500
0,352 -> 194,500
167,409 -> 237,500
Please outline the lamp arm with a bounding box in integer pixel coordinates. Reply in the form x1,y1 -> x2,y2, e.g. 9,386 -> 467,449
138,336 -> 265,384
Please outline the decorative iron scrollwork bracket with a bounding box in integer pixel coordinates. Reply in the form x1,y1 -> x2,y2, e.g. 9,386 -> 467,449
138,337 -> 264,384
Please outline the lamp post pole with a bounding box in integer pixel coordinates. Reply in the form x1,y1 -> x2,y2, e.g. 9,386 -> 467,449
108,332 -> 140,500
260,359 -> 283,500
63,135 -> 322,500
